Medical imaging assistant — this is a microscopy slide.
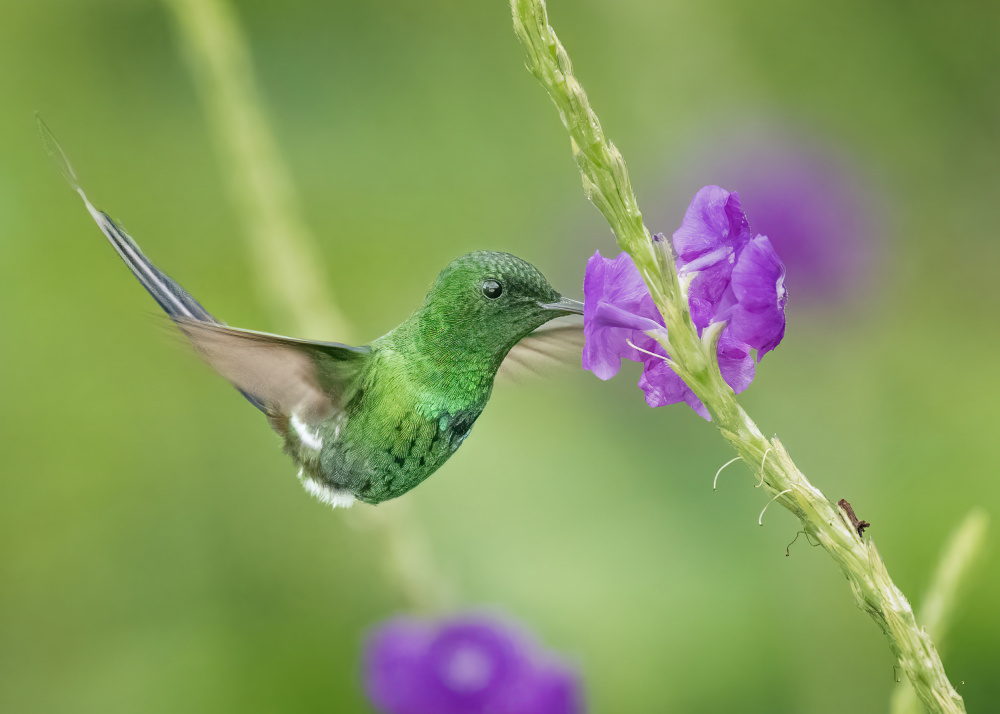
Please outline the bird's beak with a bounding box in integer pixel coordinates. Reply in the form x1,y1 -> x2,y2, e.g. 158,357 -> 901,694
539,296 -> 584,315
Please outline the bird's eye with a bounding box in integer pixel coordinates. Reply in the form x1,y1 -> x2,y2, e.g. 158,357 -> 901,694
481,279 -> 503,300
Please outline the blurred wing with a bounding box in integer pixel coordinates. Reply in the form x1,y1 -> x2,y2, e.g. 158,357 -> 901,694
497,315 -> 584,383
39,117 -> 370,421
175,320 -> 370,421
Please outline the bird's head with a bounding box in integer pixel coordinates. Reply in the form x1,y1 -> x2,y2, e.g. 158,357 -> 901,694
418,251 -> 582,362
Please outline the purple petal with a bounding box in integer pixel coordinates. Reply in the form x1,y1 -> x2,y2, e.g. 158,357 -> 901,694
633,329 -> 756,421
717,330 -> 755,393
593,303 -> 663,335
425,620 -> 524,712
638,358 -> 688,408
637,358 -> 711,420
672,186 -> 752,267
688,296 -> 714,331
682,392 -> 712,420
583,250 -> 664,380
726,304 -> 785,362
583,302 -> 660,380
731,235 -> 787,311
672,186 -> 757,334
728,235 -> 788,360
583,250 -> 653,320
753,314 -> 786,361
365,619 -> 439,714
687,258 -> 737,313
489,659 -> 584,714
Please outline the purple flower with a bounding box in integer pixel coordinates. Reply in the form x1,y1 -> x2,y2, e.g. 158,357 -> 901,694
582,185 -> 785,418
364,614 -> 584,714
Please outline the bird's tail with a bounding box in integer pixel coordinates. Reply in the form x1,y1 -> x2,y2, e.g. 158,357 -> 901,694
38,116 -> 219,326
39,117 -> 274,413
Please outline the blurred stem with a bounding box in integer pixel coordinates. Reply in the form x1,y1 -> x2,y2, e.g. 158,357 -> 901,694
162,0 -> 346,341
891,510 -> 988,714
164,0 -> 451,613
511,1 -> 968,711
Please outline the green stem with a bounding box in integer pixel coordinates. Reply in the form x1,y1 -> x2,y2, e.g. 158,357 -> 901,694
511,1 -> 967,711
163,0 -> 452,614
891,510 -> 988,714
163,0 -> 348,342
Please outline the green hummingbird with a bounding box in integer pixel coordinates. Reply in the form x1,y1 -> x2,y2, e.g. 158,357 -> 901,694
42,122 -> 584,507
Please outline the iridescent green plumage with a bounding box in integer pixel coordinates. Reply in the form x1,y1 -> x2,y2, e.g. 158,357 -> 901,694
251,251 -> 582,506
44,124 -> 583,506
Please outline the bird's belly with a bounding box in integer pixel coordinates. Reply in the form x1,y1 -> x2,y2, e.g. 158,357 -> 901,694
287,407 -> 480,506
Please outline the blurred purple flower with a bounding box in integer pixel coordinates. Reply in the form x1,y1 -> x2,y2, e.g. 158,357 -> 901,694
652,129 -> 883,305
582,185 -> 785,418
364,614 -> 583,714
733,151 -> 871,303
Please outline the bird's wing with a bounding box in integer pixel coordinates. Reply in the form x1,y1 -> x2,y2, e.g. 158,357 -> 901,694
175,320 -> 370,421
40,117 -> 369,421
497,315 -> 584,383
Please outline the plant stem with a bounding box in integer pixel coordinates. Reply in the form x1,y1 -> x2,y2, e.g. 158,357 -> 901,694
891,510 -> 988,714
163,0 -> 348,342
511,1 -> 967,711
164,0 -> 452,614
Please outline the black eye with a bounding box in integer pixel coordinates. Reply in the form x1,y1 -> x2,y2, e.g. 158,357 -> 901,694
481,280 -> 503,299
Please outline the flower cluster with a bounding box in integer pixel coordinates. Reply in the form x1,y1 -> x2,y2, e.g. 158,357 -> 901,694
364,614 -> 583,714
583,185 -> 787,419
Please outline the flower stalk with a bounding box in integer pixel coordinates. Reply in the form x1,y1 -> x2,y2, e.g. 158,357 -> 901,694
511,0 -> 966,711
164,0 -> 452,613
891,510 -> 988,714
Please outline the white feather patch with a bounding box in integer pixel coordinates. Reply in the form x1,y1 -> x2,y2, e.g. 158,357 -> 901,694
297,470 -> 355,509
290,413 -> 324,451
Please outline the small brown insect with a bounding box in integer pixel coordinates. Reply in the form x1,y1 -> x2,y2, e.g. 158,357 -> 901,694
838,499 -> 871,537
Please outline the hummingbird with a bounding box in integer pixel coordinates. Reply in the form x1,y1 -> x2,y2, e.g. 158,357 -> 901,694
41,122 -> 584,507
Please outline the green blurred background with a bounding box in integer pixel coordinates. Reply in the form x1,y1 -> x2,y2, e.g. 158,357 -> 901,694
2,0 -> 999,712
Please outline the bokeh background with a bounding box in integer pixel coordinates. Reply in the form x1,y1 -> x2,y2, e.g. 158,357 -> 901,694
2,0 -> 999,712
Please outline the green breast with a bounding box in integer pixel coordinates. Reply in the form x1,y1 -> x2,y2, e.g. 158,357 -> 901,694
293,345 -> 489,504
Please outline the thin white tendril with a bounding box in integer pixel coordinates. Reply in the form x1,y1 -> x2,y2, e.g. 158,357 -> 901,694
626,338 -> 670,363
757,447 -> 772,488
759,489 -> 793,526
713,457 -> 741,491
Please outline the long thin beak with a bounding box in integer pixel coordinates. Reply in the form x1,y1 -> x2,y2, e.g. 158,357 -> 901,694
539,296 -> 584,315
